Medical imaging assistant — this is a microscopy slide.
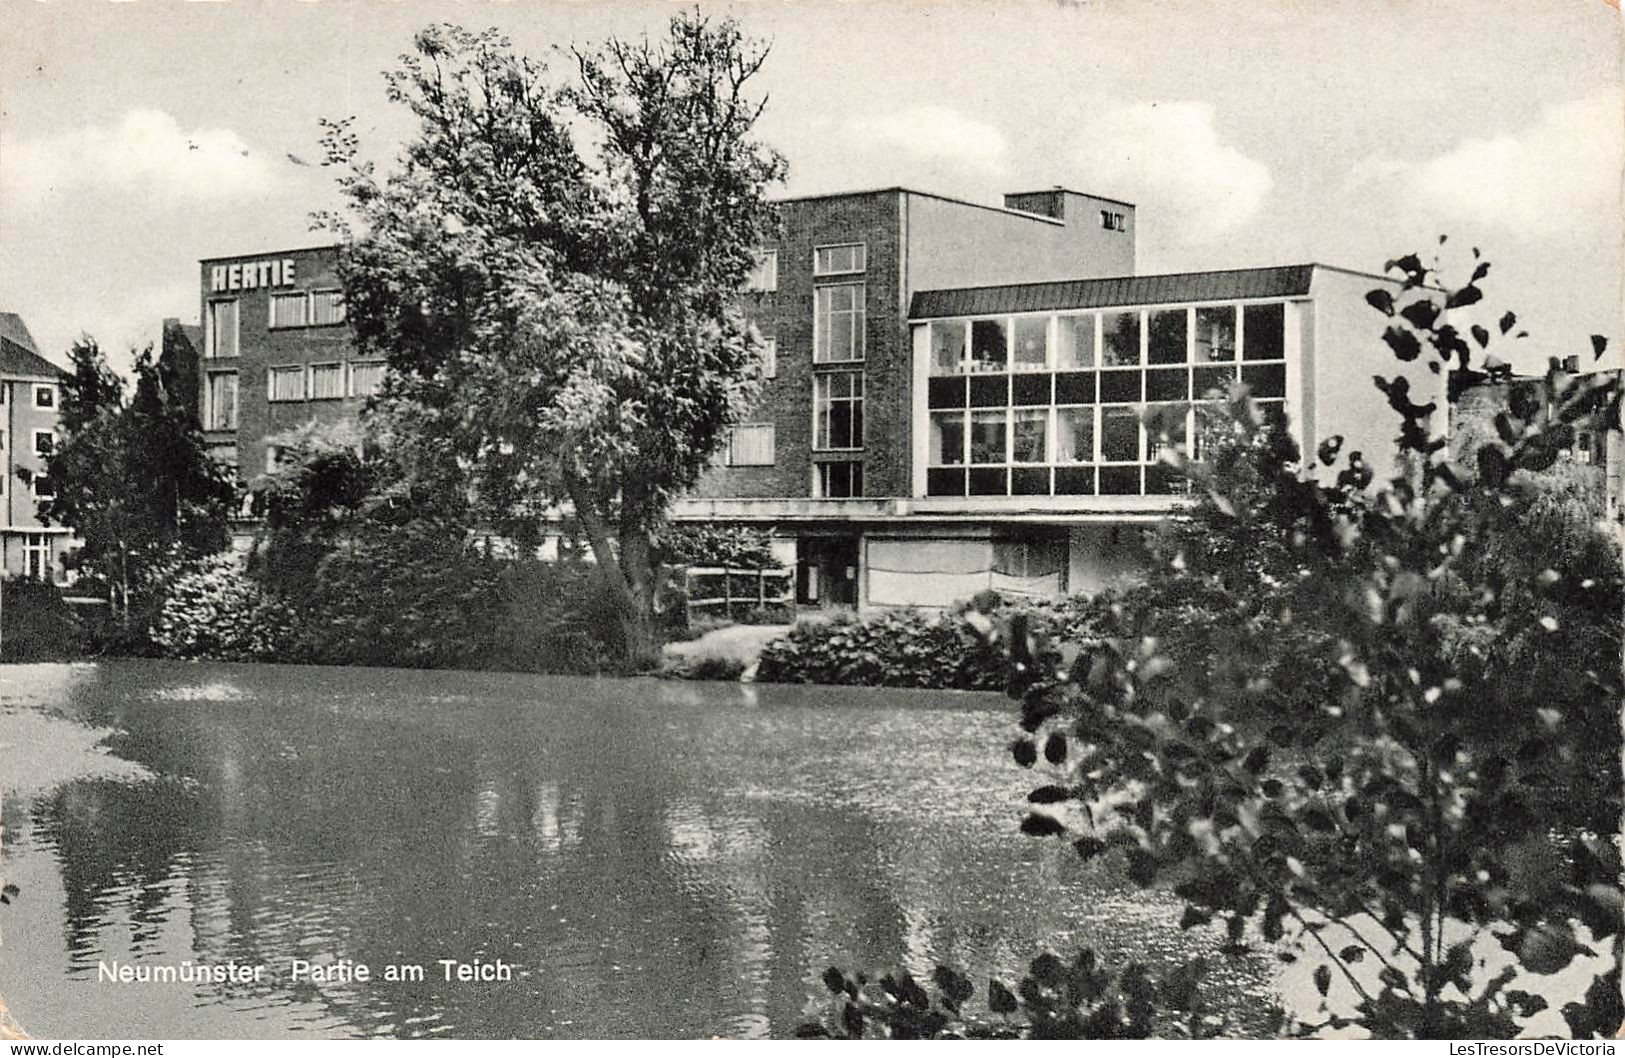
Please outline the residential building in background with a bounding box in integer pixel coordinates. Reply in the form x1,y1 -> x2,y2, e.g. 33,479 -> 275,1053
0,312 -> 74,582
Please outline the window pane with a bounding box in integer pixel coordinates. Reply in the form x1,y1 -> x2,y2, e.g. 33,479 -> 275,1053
208,300 -> 238,358
1099,370 -> 1142,403
1195,306 -> 1237,363
1056,314 -> 1094,369
1012,409 -> 1047,463
970,319 -> 1007,372
815,284 -> 864,362
760,337 -> 777,379
730,423 -> 775,465
206,372 -> 238,429
270,293 -> 308,328
268,366 -> 304,401
349,361 -> 385,397
969,409 -> 1006,464
1147,309 -> 1188,365
1013,317 -> 1049,371
745,250 -> 777,292
1101,310 -> 1140,366
1146,367 -> 1189,401
310,364 -> 343,399
930,411 -> 965,465
931,321 -> 966,374
814,244 -> 865,274
1144,403 -> 1187,462
311,290 -> 347,326
1056,407 -> 1094,463
1244,303 -> 1285,360
828,402 -> 853,448
1101,406 -> 1140,462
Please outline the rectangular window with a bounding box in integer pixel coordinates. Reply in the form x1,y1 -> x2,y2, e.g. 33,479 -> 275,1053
931,321 -> 967,374
994,535 -> 1065,578
1148,308 -> 1188,365
1012,317 -> 1049,371
1011,408 -> 1047,463
813,243 -> 866,276
268,365 -> 305,402
32,430 -> 54,457
1101,310 -> 1140,366
206,299 -> 239,358
759,337 -> 777,380
969,319 -> 1008,372
969,409 -> 1007,464
1243,303 -> 1286,360
815,460 -> 863,499
310,290 -> 347,326
348,360 -> 386,398
727,423 -> 775,466
23,534 -> 50,580
930,410 -> 965,466
813,370 -> 864,449
1100,210 -> 1126,232
744,249 -> 778,292
814,284 -> 865,362
1056,407 -> 1094,463
1101,406 -> 1141,462
32,475 -> 54,500
269,292 -> 309,329
205,372 -> 238,430
1195,306 -> 1237,363
309,363 -> 343,400
33,385 -> 55,409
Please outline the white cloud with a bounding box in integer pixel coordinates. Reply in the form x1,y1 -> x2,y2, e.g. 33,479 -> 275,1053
1350,94 -> 1623,240
3,108 -> 275,207
848,105 -> 1009,173
1069,101 -> 1272,244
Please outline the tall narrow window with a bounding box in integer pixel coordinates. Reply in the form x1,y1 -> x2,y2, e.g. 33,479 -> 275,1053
1195,306 -> 1237,362
744,250 -> 778,292
205,372 -> 238,430
23,534 -> 51,580
269,293 -> 309,329
268,365 -> 305,402
759,337 -> 777,379
814,284 -> 865,362
931,321 -> 967,374
206,299 -> 239,358
814,370 -> 864,449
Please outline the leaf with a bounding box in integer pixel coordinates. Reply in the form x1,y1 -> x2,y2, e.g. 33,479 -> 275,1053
1591,334 -> 1609,360
1365,289 -> 1396,316
1027,785 -> 1071,805
822,966 -> 847,995
1019,813 -> 1066,837
1127,849 -> 1158,886
1499,310 -> 1517,335
1399,300 -> 1440,330
1445,284 -> 1483,309
1470,323 -> 1491,349
1338,946 -> 1366,964
1011,738 -> 1037,767
1382,326 -> 1422,362
1471,260 -> 1491,283
1043,732 -> 1068,765
1073,836 -> 1108,862
1313,964 -> 1333,997
1242,746 -> 1270,774
1179,905 -> 1213,930
988,978 -> 1018,1015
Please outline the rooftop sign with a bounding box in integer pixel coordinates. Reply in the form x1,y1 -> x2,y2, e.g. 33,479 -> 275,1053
210,258 -> 298,294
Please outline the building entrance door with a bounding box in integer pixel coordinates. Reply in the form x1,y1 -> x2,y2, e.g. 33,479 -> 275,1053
796,537 -> 859,608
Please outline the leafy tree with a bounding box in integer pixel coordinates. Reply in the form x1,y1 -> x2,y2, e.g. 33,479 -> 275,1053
318,13 -> 786,667
27,338 -> 234,635
995,249 -> 1622,1037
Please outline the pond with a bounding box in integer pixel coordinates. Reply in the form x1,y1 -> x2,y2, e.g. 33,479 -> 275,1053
0,660 -> 1272,1038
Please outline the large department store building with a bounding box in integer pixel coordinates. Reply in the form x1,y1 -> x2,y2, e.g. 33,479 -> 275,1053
193,184 -> 1438,609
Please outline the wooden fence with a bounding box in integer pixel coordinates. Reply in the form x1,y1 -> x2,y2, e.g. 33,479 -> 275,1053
683,566 -> 794,624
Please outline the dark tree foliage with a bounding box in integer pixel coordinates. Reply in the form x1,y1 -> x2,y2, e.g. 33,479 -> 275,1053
317,13 -> 786,667
28,337 -> 235,637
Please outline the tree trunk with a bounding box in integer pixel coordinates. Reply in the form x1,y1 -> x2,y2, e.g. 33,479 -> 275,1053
564,472 -> 661,671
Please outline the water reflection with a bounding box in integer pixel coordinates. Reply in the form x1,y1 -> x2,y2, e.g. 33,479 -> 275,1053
1,661 -> 1261,1038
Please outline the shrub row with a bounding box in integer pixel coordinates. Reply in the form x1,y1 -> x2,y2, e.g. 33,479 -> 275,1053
755,592 -> 1106,690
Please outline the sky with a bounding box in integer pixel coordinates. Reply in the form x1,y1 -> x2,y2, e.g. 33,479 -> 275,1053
2,0 -> 1621,376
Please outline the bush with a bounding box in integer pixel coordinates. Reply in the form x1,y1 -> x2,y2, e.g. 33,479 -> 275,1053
483,560 -> 621,675
655,523 -> 778,569
0,579 -> 85,661
754,594 -> 1100,690
661,654 -> 748,681
149,554 -> 295,661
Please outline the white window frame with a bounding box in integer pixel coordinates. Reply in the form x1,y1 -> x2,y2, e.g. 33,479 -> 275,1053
814,283 -> 866,364
204,371 -> 238,430
268,292 -> 310,330
32,473 -> 55,500
205,298 -> 240,359
813,242 -> 867,277
32,384 -> 55,409
309,289 -> 347,327
744,249 -> 779,293
308,361 -> 344,401
725,422 -> 776,466
267,365 -> 306,402
814,460 -> 864,499
23,533 -> 51,580
32,429 -> 55,458
347,359 -> 387,398
759,336 -> 777,380
813,369 -> 864,451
